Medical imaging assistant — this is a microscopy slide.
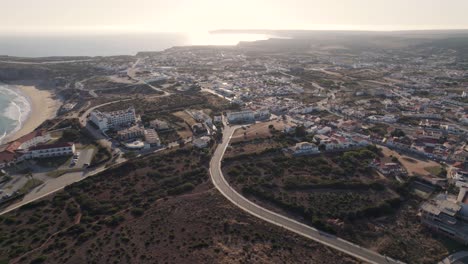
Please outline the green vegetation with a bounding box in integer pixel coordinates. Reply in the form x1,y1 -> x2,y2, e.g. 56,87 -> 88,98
34,156 -> 70,168
46,168 -> 82,178
365,123 -> 389,137
90,144 -> 111,166
390,129 -> 406,138
19,178 -> 44,194
0,147 -> 210,262
424,166 -> 447,177
224,146 -> 398,231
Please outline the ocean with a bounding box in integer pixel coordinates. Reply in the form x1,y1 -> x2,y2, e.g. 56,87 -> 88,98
0,85 -> 30,144
0,32 -> 269,57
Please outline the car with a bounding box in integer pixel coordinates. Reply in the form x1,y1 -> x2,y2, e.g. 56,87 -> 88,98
83,163 -> 90,168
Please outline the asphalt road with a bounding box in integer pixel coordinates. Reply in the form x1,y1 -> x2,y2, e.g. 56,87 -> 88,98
209,124 -> 404,264
74,148 -> 94,168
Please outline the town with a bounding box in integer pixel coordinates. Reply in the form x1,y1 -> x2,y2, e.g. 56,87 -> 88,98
0,33 -> 467,263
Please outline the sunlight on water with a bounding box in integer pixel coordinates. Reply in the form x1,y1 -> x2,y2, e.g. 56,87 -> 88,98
188,32 -> 270,46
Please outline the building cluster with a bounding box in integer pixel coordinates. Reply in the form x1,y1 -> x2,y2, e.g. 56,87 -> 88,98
0,130 -> 75,168
420,188 -> 468,245
90,107 -> 137,131
288,131 -> 370,156
90,106 -> 161,149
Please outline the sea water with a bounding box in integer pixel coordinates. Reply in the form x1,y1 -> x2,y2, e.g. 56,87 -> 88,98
0,32 -> 270,57
0,85 -> 31,144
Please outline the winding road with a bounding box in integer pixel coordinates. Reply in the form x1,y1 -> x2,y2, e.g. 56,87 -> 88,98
209,123 -> 403,264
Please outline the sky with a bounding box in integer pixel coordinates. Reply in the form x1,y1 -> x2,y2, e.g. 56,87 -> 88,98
1,0 -> 468,34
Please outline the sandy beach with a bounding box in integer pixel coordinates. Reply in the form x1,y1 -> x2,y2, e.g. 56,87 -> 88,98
4,86 -> 62,143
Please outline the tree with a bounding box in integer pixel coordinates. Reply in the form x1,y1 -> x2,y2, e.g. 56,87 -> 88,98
295,126 -> 307,138
390,129 -> 405,138
123,151 -> 137,159
62,129 -> 80,142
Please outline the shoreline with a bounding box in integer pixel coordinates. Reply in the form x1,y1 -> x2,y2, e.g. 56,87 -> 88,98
3,85 -> 62,143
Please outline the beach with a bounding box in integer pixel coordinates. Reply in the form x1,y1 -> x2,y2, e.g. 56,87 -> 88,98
3,86 -> 62,143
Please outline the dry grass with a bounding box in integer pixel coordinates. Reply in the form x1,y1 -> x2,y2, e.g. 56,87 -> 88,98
173,111 -> 197,126
231,119 -> 293,142
381,146 -> 441,176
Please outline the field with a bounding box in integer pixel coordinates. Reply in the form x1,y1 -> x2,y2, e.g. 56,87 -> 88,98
231,119 -> 294,142
381,146 -> 442,177
0,146 -> 358,264
222,144 -> 457,263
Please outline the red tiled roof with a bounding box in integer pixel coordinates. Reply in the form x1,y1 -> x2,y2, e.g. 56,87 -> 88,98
6,141 -> 21,153
29,142 -> 73,151
0,151 -> 16,163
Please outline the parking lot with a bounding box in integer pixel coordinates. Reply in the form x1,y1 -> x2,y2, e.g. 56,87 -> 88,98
70,148 -> 95,168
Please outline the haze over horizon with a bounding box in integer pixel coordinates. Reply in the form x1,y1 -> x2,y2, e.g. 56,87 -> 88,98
1,0 -> 468,35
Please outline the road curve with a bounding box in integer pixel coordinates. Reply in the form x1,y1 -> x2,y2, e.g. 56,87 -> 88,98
209,125 -> 404,264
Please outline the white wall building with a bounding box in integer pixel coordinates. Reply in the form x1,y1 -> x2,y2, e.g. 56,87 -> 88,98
226,110 -> 255,124
25,142 -> 75,159
292,142 -> 320,156
90,107 -> 137,131
16,131 -> 51,150
144,129 -> 161,146
117,126 -> 145,140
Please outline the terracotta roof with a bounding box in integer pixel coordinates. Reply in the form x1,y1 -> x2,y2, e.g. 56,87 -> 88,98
0,151 -> 16,163
29,142 -> 74,151
17,131 -> 44,144
5,141 -> 21,153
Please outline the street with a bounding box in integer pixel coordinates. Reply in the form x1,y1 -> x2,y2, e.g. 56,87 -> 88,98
209,124 -> 404,264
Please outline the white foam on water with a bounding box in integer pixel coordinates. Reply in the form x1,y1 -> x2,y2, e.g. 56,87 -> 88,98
0,85 -> 32,144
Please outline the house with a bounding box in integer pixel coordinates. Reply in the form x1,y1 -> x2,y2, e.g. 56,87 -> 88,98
292,142 -> 320,156
192,123 -> 207,135
193,136 -> 211,148
24,142 -> 75,159
149,119 -> 170,131
15,130 -> 51,150
254,109 -> 271,121
373,161 -> 406,175
226,110 -> 255,124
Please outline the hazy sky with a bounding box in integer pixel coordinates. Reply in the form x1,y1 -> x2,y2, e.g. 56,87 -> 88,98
2,0 -> 468,34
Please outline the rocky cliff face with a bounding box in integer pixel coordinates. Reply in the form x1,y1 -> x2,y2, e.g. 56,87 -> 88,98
0,64 -> 51,81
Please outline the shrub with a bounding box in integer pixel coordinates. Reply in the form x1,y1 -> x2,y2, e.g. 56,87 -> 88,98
131,208 -> 145,217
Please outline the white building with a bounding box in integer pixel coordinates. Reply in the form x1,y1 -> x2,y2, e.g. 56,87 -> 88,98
193,136 -> 211,148
144,129 -> 161,146
117,126 -> 145,140
292,142 -> 320,156
226,110 -> 255,124
90,107 -> 137,131
149,119 -> 170,131
25,142 -> 75,159
17,130 -> 51,150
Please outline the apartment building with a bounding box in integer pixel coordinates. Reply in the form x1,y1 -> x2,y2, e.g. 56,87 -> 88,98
90,107 -> 137,131
226,110 -> 255,124
25,142 -> 76,159
117,126 -> 145,140
420,189 -> 468,245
